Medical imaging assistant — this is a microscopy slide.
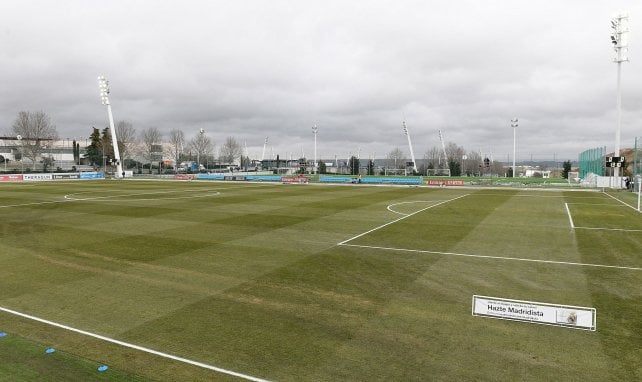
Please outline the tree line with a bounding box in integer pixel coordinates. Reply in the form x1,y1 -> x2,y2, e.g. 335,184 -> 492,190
7,110 -> 575,177
6,110 -> 246,172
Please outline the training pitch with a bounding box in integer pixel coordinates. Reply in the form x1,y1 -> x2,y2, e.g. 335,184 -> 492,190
0,180 -> 640,381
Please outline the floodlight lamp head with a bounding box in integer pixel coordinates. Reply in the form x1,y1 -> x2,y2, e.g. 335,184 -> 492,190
98,76 -> 111,105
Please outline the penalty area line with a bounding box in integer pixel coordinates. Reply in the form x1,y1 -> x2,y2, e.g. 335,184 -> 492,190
339,243 -> 642,271
565,203 -> 575,229
339,194 -> 470,245
0,306 -> 270,382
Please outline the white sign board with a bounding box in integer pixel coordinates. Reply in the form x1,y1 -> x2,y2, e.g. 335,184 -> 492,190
23,173 -> 53,181
472,295 -> 596,331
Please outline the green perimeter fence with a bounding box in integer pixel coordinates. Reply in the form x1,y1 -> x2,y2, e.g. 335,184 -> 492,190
578,146 -> 605,178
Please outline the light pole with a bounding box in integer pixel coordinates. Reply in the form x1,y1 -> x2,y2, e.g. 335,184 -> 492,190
402,121 -> 418,174
511,118 -> 518,178
611,14 -> 629,186
312,125 -> 318,174
197,128 -> 204,172
98,76 -> 124,178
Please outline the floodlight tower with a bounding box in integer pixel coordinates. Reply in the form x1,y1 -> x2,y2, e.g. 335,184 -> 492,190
438,129 -> 448,169
97,76 -> 123,178
196,128 -> 205,169
261,137 -> 268,161
611,14 -> 629,184
312,125 -> 318,174
402,121 -> 418,173
511,118 -> 518,177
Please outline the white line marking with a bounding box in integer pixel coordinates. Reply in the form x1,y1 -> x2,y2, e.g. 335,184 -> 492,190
565,203 -> 575,229
0,189 -> 224,209
64,190 -> 221,201
574,226 -> 642,232
386,200 -> 446,216
339,194 -> 469,245
339,243 -> 642,271
0,306 -> 270,382
0,200 -> 68,209
565,203 -> 627,207
603,192 -> 640,212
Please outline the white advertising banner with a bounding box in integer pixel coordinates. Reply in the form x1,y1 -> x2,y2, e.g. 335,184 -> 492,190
472,295 -> 596,331
23,173 -> 53,181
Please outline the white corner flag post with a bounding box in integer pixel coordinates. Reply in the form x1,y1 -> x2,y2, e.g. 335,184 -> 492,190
98,76 -> 124,179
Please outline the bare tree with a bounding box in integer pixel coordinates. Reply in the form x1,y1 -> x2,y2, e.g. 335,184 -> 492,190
445,142 -> 466,176
464,150 -> 482,176
422,146 -> 441,173
167,129 -> 185,171
12,111 -> 58,169
445,142 -> 465,163
189,130 -> 213,169
219,136 -> 242,165
385,147 -> 406,172
115,120 -> 137,166
140,127 -> 162,173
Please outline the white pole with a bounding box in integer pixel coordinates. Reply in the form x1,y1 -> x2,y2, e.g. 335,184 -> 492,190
106,104 -> 123,177
615,59 -> 622,185
261,137 -> 268,161
98,76 -> 123,178
511,118 -> 518,177
403,121 -> 418,173
638,178 -> 641,212
638,176 -> 642,212
312,125 -> 318,174
611,14 -> 629,188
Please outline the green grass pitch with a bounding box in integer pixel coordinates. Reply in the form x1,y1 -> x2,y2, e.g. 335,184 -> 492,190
0,180 -> 640,381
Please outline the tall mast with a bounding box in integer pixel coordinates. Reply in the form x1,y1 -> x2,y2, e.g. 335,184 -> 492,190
403,121 -> 418,173
261,136 -> 268,161
438,129 -> 448,169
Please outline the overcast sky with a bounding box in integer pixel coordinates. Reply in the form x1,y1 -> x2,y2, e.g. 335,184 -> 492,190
1,0 -> 641,162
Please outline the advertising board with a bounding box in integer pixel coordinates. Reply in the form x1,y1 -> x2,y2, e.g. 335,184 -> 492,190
281,176 -> 309,184
23,173 -> 53,181
0,174 -> 23,182
79,172 -> 104,179
53,173 -> 80,180
427,179 -> 465,186
472,295 -> 596,331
